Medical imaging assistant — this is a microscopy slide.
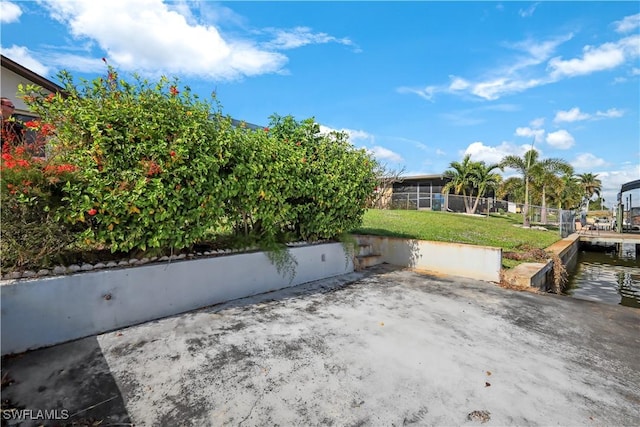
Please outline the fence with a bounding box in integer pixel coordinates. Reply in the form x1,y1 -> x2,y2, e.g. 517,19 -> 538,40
388,192 -> 575,229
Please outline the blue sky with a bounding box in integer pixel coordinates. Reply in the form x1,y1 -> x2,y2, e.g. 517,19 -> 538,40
1,0 -> 639,206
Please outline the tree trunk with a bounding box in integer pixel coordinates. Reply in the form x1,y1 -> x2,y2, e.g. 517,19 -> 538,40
523,179 -> 530,227
462,190 -> 470,213
470,191 -> 482,215
541,185 -> 547,224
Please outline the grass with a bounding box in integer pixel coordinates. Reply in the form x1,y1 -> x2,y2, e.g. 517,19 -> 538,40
353,209 -> 562,268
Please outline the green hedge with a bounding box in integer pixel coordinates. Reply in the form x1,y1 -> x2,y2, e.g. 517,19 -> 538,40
0,67 -> 376,271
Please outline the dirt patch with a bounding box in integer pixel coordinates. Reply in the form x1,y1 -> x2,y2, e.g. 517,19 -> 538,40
503,243 -> 548,263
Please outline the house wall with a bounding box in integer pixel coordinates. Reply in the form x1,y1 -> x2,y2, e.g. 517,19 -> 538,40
1,66 -> 53,116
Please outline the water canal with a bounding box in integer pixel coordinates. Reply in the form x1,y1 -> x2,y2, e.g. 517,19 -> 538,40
567,243 -> 640,309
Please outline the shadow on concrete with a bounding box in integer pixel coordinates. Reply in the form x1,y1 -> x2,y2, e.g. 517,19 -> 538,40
0,264 -> 403,426
1,335 -> 132,426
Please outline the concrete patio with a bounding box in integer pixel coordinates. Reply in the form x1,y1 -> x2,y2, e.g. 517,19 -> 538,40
2,264 -> 639,426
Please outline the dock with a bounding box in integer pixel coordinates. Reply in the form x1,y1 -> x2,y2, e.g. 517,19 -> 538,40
578,231 -> 640,245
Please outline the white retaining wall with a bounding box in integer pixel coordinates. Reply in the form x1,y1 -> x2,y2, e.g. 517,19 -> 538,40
355,235 -> 502,282
0,243 -> 353,355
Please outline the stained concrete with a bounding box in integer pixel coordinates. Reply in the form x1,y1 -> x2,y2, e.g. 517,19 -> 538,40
2,264 -> 639,426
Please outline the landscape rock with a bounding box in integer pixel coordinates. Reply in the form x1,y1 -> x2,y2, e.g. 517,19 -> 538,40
80,263 -> 94,271
53,266 -> 67,275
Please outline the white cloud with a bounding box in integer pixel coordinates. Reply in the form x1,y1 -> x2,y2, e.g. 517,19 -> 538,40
548,35 -> 640,78
403,24 -> 639,102
464,141 -> 530,164
397,85 -> 436,101
448,76 -> 470,91
263,27 -> 356,51
397,32 -> 571,102
515,127 -> 545,143
530,117 -> 545,128
571,153 -> 608,169
38,0 -> 291,80
554,107 -> 590,123
414,142 -> 429,152
519,2 -> 540,18
614,13 -> 640,34
632,68 -> 640,76
368,146 -> 404,164
1,45 -> 50,76
554,107 -> 624,122
0,1 -> 21,23
318,125 -> 373,143
470,77 -> 546,101
436,149 -> 446,156
595,108 -> 624,118
546,129 -> 575,149
597,163 -> 640,204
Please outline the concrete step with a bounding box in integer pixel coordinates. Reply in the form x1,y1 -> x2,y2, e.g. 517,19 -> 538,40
355,254 -> 383,270
358,244 -> 373,257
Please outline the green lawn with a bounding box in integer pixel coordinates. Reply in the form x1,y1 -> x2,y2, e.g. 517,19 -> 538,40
353,209 -> 562,268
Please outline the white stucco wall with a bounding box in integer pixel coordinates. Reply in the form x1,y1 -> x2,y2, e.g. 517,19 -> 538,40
0,243 -> 353,355
355,235 -> 502,282
0,66 -> 52,116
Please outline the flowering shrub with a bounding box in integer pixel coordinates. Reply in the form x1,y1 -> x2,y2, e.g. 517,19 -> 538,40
19,67 -> 232,253
3,65 -> 377,271
1,137 -> 80,271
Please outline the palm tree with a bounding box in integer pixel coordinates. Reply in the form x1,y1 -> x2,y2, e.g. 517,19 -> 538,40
469,162 -> 502,214
497,176 -> 525,202
501,149 -> 572,227
442,154 -> 476,214
530,160 -> 573,224
500,149 -> 539,227
578,172 -> 602,213
443,155 -> 502,214
548,173 -> 582,210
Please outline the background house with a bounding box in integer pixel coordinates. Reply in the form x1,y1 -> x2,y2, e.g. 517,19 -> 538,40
1,54 -> 64,121
388,174 -> 505,213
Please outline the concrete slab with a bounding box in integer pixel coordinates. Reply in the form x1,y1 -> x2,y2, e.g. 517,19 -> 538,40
2,265 -> 639,426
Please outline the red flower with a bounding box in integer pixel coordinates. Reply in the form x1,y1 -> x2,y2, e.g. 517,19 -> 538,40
144,160 -> 162,176
2,153 -> 13,161
16,159 -> 30,168
170,86 -> 179,96
263,127 -> 269,132
2,159 -> 16,169
56,164 -> 76,174
40,123 -> 55,136
24,120 -> 39,130
14,146 -> 25,155
45,93 -> 55,102
170,150 -> 176,157
87,208 -> 97,216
